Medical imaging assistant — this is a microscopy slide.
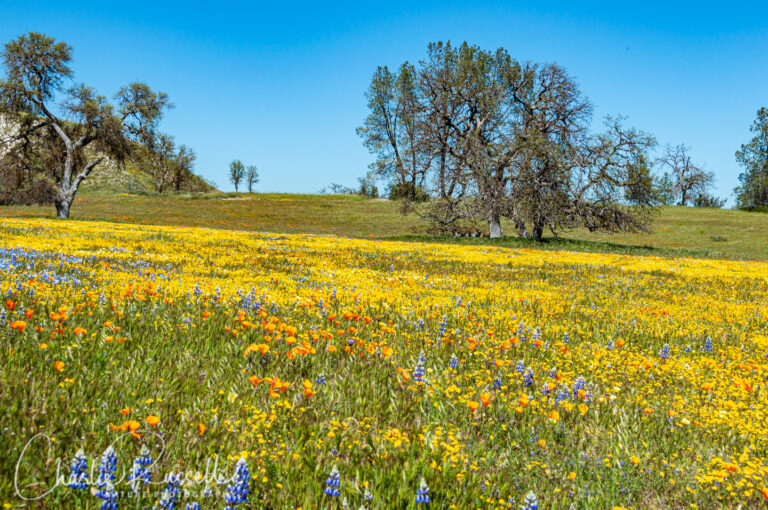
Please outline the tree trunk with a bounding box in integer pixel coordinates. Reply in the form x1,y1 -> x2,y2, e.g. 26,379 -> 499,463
531,223 -> 544,240
55,195 -> 72,219
517,221 -> 529,238
488,212 -> 503,238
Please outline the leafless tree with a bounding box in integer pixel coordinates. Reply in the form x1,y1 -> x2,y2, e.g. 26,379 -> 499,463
657,144 -> 714,206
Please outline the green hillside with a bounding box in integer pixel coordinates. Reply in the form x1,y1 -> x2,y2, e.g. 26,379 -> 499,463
76,157 -> 216,194
2,192 -> 767,261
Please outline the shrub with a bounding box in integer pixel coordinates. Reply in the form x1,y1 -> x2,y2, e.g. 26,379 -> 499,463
389,182 -> 429,202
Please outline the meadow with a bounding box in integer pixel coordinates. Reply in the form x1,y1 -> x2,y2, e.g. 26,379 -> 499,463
2,192 -> 768,261
1,216 -> 767,509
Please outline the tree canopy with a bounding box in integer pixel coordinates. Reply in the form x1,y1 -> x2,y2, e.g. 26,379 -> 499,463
0,32 -> 199,216
359,42 -> 659,239
735,107 -> 768,209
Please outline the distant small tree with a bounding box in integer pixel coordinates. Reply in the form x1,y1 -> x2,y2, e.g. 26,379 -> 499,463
172,145 -> 196,191
734,107 -> 768,209
692,192 -> 726,208
657,144 -> 714,206
229,159 -> 244,191
358,173 -> 379,198
245,164 -> 259,192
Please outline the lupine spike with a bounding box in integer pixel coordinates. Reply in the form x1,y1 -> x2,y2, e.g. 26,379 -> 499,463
224,457 -> 250,509
415,477 -> 430,504
324,464 -> 341,497
69,448 -> 89,490
520,491 -> 538,510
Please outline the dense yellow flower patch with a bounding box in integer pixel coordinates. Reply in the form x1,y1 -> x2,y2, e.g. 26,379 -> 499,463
1,217 -> 767,508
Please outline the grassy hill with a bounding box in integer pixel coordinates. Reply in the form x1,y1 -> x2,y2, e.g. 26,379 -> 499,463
77,157 -> 216,194
2,192 -> 767,261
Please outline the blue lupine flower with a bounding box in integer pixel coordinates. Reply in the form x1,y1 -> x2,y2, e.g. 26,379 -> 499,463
449,353 -> 459,369
128,445 -> 153,491
96,446 -> 117,489
315,374 -> 327,385
520,491 -> 538,510
572,376 -> 587,401
69,448 -> 89,490
157,472 -> 182,509
492,377 -> 502,391
660,344 -> 670,360
364,486 -> 373,501
562,332 -> 569,343
703,336 -> 713,352
324,465 -> 341,497
415,477 -> 430,504
185,504 -> 200,510
438,316 -> 448,336
224,458 -> 250,509
515,360 -> 526,374
540,382 -> 550,396
523,369 -> 534,387
95,480 -> 118,510
413,351 -> 426,383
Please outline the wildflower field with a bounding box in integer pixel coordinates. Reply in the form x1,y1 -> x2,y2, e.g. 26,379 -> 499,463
1,217 -> 767,509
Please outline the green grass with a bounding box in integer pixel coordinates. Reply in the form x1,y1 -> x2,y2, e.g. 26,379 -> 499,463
2,192 -> 767,260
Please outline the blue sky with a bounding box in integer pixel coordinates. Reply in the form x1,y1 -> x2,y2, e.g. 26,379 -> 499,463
2,1 -> 766,202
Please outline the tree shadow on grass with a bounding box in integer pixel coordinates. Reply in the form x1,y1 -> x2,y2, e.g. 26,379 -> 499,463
388,233 -> 705,259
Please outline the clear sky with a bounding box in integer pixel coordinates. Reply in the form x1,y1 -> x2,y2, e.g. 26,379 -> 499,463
2,1 -> 766,202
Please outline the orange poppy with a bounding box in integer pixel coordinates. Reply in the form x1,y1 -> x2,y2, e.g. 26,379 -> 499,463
10,320 -> 26,332
303,379 -> 315,398
145,415 -> 160,427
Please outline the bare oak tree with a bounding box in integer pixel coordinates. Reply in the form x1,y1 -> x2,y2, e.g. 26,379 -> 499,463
116,82 -> 174,193
229,159 -> 244,191
657,144 -> 714,206
246,164 -> 259,192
